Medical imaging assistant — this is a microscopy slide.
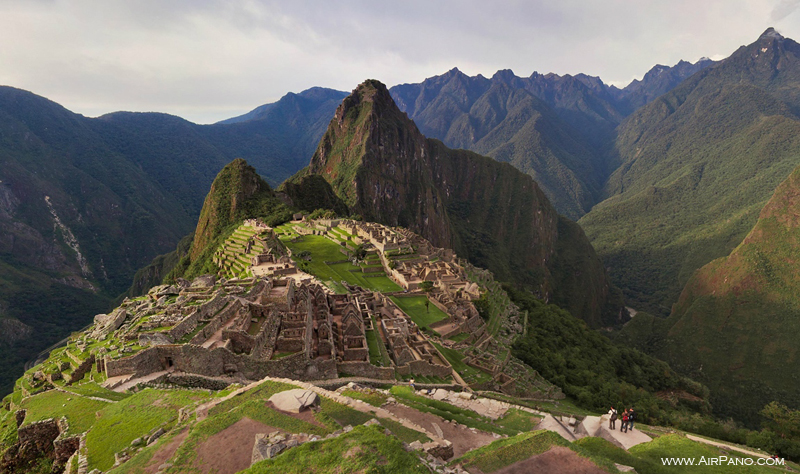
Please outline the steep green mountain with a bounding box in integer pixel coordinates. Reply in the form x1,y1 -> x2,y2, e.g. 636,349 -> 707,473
166,159 -> 298,281
619,165 -> 800,425
580,28 -> 800,316
293,79 -> 626,328
0,86 -> 194,395
0,86 -> 341,397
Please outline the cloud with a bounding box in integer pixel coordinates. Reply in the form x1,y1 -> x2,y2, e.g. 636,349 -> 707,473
0,0 -> 791,123
772,0 -> 800,21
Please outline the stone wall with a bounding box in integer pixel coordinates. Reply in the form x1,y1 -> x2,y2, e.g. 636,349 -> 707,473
105,349 -> 162,377
190,300 -> 242,345
429,297 -> 452,316
65,355 -> 95,385
17,418 -> 60,450
108,344 -> 338,382
402,360 -> 453,378
199,292 -> 229,318
336,362 -> 395,380
252,312 -> 280,359
166,309 -> 200,341
224,329 -> 255,354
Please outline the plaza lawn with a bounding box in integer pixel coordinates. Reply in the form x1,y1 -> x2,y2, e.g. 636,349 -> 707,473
390,296 -> 448,328
282,233 -> 401,293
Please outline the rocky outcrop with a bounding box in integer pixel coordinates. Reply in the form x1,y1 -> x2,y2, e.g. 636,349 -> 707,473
268,389 -> 320,413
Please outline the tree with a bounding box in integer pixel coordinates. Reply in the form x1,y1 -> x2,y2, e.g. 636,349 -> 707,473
761,402 -> 800,439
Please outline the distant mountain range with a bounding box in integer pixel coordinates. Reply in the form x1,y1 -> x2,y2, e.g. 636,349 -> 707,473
2,27 -> 800,428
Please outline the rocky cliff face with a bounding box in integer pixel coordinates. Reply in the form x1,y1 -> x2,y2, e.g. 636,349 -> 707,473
298,80 -> 625,327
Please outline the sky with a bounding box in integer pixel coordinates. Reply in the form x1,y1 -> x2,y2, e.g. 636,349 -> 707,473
1,0 -> 800,124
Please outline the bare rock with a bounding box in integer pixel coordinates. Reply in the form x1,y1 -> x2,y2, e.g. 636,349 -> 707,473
268,389 -> 320,414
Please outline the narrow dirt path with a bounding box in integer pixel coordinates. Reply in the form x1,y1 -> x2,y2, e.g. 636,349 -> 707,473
685,434 -> 773,460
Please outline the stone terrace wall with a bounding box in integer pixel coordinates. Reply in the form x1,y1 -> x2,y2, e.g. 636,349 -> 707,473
337,361 -> 394,380
189,300 -> 243,345
166,309 -> 201,341
396,360 -> 452,379
105,349 -> 162,377
109,344 -> 338,382
65,355 -> 95,385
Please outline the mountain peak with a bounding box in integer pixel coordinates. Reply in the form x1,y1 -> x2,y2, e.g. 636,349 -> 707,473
491,69 -> 518,82
760,27 -> 784,41
189,158 -> 274,260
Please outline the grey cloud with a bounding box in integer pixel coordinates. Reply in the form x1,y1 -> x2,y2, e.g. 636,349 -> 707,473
0,0 -> 792,123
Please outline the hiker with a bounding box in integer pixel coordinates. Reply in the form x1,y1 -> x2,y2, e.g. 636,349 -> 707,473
410,378 -> 416,391
621,409 -> 629,433
628,408 -> 636,431
608,406 -> 618,430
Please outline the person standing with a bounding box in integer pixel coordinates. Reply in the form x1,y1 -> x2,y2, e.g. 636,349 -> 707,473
621,409 -> 629,433
628,408 -> 636,431
410,378 -> 416,391
608,406 -> 618,430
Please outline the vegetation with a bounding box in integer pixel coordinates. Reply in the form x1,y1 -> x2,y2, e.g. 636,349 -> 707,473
389,296 -> 448,328
243,425 -> 429,473
85,389 -> 207,471
451,429 -> 616,473
279,230 -> 401,293
506,285 -> 709,424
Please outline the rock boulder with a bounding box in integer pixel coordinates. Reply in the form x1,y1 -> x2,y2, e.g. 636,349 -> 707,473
268,389 -> 320,414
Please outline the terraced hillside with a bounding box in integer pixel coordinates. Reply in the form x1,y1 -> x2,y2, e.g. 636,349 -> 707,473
213,225 -> 264,279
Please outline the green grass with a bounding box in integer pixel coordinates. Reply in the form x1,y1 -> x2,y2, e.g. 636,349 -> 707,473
377,418 -> 431,444
451,430 -> 568,472
389,296 -> 448,328
342,389 -> 388,407
432,342 -> 492,385
318,398 -> 375,427
243,425 -> 429,473
447,332 -> 470,343
389,386 -> 515,436
85,389 -> 207,471
282,233 -> 401,293
454,430 -> 621,473
495,408 -> 543,432
208,380 -> 299,415
619,434 -> 779,473
66,382 -> 131,402
365,330 -> 388,366
20,390 -> 109,435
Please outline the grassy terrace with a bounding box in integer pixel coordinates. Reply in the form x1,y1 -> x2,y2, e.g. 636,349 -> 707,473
389,296 -> 448,328
277,228 -> 401,293
432,342 -> 493,385
388,386 -> 540,437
